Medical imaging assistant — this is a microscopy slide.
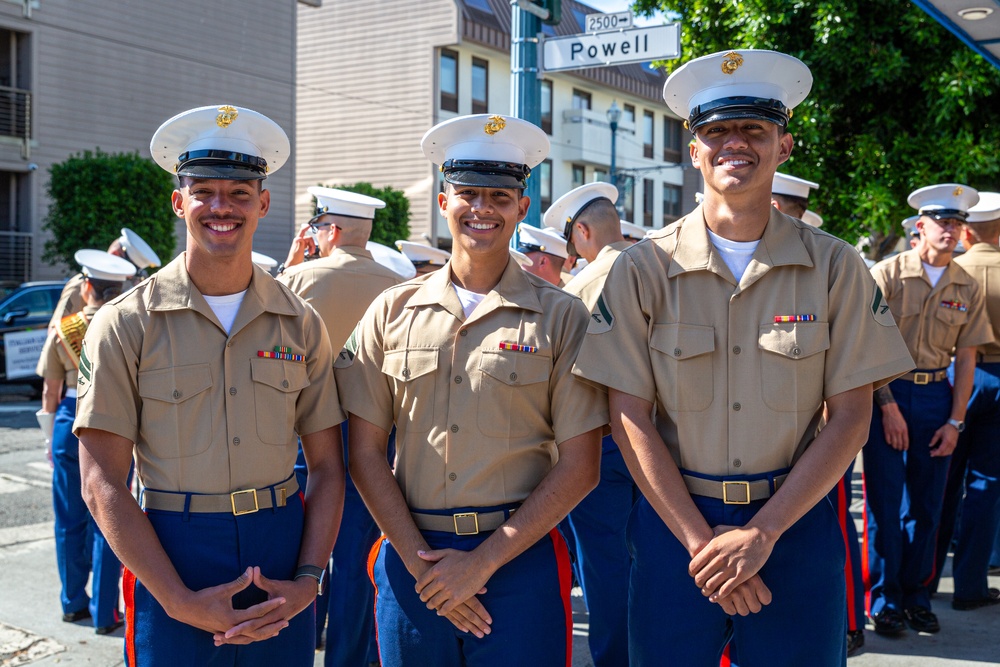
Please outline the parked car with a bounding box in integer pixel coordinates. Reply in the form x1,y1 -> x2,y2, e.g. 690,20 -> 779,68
0,280 -> 67,389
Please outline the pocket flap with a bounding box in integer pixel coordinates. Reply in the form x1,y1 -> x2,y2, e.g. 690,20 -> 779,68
382,348 -> 439,382
758,322 -> 830,360
650,323 -> 715,360
250,357 -> 310,393
138,363 -> 213,404
479,350 -> 552,385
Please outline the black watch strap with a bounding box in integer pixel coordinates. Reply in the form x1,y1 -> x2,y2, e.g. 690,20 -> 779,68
294,564 -> 327,596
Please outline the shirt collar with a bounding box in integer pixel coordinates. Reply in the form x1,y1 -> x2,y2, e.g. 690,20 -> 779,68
407,255 -> 544,318
668,206 -> 813,279
898,249 -> 973,286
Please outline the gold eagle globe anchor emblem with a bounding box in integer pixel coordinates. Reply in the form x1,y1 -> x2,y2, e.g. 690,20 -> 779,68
721,52 -> 744,75
216,105 -> 239,128
484,115 -> 506,136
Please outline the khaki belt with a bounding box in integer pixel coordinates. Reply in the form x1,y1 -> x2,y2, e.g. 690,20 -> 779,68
978,353 -> 1000,364
898,370 -> 948,385
683,473 -> 788,504
142,477 -> 298,516
411,509 -> 514,535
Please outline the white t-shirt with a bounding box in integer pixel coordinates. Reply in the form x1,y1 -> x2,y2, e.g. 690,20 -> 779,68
707,228 -> 760,283
922,262 -> 946,288
203,290 -> 247,334
452,283 -> 487,319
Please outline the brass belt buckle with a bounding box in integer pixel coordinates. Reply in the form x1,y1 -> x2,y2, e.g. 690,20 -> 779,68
913,372 -> 931,385
722,481 -> 751,505
231,488 -> 259,515
453,512 -> 480,535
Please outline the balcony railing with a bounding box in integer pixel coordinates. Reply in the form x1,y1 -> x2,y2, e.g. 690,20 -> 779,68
0,85 -> 30,146
0,230 -> 31,283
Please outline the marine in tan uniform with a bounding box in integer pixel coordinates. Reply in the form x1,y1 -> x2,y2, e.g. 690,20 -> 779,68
771,172 -> 823,228
573,49 -> 913,666
73,105 -> 345,667
36,250 -> 135,635
864,183 -> 993,637
931,191 -> 1000,610
551,182 -> 636,667
516,222 -> 570,286
336,114 -> 606,666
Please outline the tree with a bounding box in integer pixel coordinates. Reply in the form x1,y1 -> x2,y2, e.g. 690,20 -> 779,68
320,182 -> 411,248
42,149 -> 176,272
632,0 -> 1000,257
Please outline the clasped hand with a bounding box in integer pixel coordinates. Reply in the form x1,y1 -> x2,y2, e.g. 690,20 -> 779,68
413,548 -> 494,638
689,525 -> 774,616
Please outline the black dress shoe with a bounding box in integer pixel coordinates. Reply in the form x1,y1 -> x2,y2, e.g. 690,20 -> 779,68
61,609 -> 92,623
952,587 -> 1000,611
871,609 -> 906,636
904,606 -> 940,633
847,630 -> 865,656
95,620 -> 124,635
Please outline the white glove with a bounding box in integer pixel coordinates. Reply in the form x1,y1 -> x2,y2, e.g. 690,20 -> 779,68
35,410 -> 55,442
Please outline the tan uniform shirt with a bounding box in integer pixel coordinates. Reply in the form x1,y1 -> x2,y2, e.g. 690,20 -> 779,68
871,249 -> 993,368
335,257 -> 608,510
277,246 -> 403,352
37,305 -> 99,387
73,254 -> 343,494
573,207 -> 914,477
48,273 -> 85,330
953,243 -> 1000,358
563,241 -> 632,309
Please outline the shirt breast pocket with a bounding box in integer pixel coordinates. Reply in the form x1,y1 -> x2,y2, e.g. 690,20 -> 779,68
931,305 -> 968,350
649,323 -> 715,412
138,363 -> 214,459
478,351 -> 552,438
382,348 -> 438,433
251,358 -> 310,444
758,322 -> 830,412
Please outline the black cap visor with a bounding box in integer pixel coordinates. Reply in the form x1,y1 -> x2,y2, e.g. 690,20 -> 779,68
442,159 -> 530,190
688,96 -> 790,133
176,150 -> 269,181
920,209 -> 968,221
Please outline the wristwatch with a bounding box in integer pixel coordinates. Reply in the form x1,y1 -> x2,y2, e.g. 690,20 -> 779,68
294,564 -> 327,596
946,418 -> 965,433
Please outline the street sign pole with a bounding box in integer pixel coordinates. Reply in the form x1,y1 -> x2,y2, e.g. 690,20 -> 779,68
510,4 -> 542,229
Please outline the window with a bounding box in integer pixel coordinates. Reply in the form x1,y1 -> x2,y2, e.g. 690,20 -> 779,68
572,89 -> 591,111
539,160 -> 553,210
622,175 -> 634,221
541,80 -> 553,135
0,29 -> 31,142
471,57 -> 488,114
643,179 -> 654,227
664,117 -> 683,163
0,171 -> 31,281
663,184 -> 682,224
439,49 -> 458,112
593,169 -> 607,183
572,164 -> 585,188
623,103 -> 635,127
643,111 -> 654,159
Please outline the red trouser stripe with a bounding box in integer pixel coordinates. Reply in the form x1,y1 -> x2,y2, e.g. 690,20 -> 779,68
548,527 -> 574,667
367,535 -> 386,663
861,472 -> 872,614
720,642 -> 731,666
123,566 -> 137,666
836,474 -> 860,631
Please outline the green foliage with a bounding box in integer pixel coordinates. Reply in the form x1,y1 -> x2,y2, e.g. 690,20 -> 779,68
42,150 -> 176,272
322,182 -> 411,247
632,0 -> 1000,256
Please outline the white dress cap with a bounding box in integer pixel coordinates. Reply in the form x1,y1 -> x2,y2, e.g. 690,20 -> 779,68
251,251 -> 278,270
150,105 -> 290,180
772,172 -> 819,200
516,223 -> 569,259
966,191 -> 1000,223
544,182 -> 619,230
907,183 -> 980,219
421,114 -> 549,189
620,220 -> 648,241
510,248 -> 534,268
902,215 -> 920,237
800,210 -> 824,228
308,186 -> 386,221
663,50 -> 812,131
119,228 -> 161,269
74,249 -> 138,282
395,240 -> 451,267
367,242 -> 417,279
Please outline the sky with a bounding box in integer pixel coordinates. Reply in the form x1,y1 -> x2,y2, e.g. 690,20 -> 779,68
580,0 -> 667,27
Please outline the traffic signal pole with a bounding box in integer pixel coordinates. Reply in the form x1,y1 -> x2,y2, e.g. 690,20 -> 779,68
510,4 -> 542,228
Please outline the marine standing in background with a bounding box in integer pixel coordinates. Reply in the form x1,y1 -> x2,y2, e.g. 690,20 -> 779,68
573,49 -> 913,666
36,249 -> 136,636
515,223 -> 570,286
74,105 -> 345,666
864,184 -> 993,637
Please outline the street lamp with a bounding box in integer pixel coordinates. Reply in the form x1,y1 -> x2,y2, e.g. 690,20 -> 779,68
606,101 -> 622,213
